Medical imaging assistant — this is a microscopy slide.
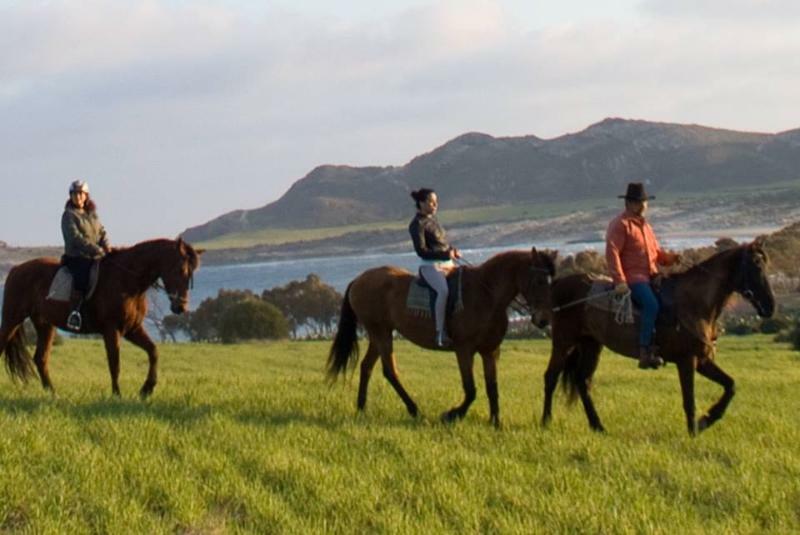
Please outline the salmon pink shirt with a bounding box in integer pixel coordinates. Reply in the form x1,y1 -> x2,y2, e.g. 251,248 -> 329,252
605,211 -> 671,285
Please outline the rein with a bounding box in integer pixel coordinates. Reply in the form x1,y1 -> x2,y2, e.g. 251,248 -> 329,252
457,258 -> 547,316
102,254 -> 192,305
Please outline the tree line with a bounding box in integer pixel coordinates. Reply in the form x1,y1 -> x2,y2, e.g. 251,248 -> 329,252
155,273 -> 342,343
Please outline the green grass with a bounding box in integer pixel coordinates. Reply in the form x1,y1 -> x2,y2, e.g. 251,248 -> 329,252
0,336 -> 798,533
194,180 -> 800,251
195,221 -> 408,250
196,198 -> 609,250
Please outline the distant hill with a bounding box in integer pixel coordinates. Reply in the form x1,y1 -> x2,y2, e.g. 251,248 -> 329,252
181,118 -> 800,243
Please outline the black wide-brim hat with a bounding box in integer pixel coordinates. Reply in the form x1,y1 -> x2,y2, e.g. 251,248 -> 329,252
618,182 -> 654,201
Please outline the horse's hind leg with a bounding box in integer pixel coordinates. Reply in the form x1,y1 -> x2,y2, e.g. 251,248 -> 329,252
356,340 -> 380,412
123,325 -> 159,399
695,358 -> 735,433
32,320 -> 56,392
378,336 -> 419,417
441,349 -> 476,424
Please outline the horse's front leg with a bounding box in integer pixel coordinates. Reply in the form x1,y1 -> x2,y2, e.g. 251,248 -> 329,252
480,347 -> 501,428
441,348 -> 476,424
676,356 -> 698,436
124,325 -> 159,399
695,358 -> 735,432
102,329 -> 122,396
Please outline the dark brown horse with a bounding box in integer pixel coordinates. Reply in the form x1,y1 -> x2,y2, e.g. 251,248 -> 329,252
542,241 -> 775,435
0,238 -> 202,397
327,248 -> 557,427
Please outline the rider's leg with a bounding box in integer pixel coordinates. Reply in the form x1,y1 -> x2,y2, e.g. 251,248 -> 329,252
630,282 -> 662,369
419,264 -> 450,347
65,256 -> 92,331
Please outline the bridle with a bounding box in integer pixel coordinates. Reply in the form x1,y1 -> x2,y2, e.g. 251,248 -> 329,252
104,255 -> 194,309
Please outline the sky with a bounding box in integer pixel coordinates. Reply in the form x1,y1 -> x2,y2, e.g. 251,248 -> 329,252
2,0 -> 799,245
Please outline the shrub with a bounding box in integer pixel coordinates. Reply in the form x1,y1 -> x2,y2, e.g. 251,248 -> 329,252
218,299 -> 289,343
759,316 -> 790,334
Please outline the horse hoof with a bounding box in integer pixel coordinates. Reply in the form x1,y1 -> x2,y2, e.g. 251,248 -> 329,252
440,410 -> 458,424
697,416 -> 710,432
408,405 -> 419,418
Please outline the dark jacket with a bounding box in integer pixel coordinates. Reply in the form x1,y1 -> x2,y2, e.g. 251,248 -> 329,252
61,207 -> 109,259
409,213 -> 452,261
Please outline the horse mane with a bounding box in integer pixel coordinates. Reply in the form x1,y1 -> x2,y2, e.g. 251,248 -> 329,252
478,250 -> 531,274
672,244 -> 748,283
106,238 -> 200,269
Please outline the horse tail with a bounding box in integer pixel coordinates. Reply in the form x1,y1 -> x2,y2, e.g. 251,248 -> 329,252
327,283 -> 360,381
560,340 -> 601,405
2,326 -> 34,383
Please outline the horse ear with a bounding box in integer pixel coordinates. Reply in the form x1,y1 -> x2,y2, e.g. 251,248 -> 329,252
195,248 -> 206,256
531,246 -> 538,257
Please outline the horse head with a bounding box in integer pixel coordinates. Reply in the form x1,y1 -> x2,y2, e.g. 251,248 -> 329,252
522,247 -> 557,328
160,238 -> 204,314
735,239 -> 774,318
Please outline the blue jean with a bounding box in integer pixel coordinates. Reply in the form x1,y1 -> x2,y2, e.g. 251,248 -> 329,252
630,282 -> 659,347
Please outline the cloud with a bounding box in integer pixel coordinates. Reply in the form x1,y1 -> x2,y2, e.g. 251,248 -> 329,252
1,1 -> 799,244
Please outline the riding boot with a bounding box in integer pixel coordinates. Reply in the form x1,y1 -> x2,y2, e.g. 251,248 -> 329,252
66,291 -> 84,331
638,345 -> 663,370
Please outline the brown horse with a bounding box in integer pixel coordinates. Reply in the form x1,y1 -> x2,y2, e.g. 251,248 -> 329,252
0,238 -> 202,398
327,248 -> 557,427
542,241 -> 775,435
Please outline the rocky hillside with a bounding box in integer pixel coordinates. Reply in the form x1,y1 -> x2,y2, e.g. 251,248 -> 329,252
182,118 -> 800,243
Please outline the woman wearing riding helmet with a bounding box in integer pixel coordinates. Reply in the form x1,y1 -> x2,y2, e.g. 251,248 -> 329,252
408,188 -> 461,347
61,179 -> 110,330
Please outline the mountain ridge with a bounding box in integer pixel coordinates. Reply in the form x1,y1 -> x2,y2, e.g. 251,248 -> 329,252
182,118 -> 800,243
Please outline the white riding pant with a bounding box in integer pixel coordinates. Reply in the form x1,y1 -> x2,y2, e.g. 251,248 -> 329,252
419,263 -> 451,334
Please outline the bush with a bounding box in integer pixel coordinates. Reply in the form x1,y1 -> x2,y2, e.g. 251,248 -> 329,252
722,316 -> 759,336
23,319 -> 64,346
759,316 -> 790,334
218,299 -> 289,343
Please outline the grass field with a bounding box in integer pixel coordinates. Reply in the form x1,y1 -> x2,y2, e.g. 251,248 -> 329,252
194,198 -> 608,250
0,336 -> 798,533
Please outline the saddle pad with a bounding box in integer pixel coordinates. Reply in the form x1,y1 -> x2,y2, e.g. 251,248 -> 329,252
584,277 -> 677,328
406,269 -> 463,318
46,263 -> 101,302
584,278 -> 621,315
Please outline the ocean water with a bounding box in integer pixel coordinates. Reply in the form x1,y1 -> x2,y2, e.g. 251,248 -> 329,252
0,233 -> 758,315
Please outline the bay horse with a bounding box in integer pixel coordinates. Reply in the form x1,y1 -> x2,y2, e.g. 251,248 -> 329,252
542,241 -> 775,435
0,238 -> 202,398
327,248 -> 557,427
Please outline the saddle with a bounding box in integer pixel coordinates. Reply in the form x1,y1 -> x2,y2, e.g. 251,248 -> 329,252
46,261 -> 101,302
585,276 -> 678,328
406,268 -> 464,319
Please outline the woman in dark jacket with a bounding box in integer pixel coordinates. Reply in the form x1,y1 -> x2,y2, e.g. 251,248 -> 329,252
62,179 -> 110,330
408,188 -> 460,347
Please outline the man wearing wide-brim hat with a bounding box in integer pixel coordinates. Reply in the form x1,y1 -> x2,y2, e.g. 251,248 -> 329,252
606,182 -> 680,369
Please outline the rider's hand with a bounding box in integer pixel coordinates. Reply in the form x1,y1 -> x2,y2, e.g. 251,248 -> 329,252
450,248 -> 462,260
614,282 -> 630,295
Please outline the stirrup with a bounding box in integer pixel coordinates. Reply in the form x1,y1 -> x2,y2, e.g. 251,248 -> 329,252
66,311 -> 82,331
638,347 -> 663,370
